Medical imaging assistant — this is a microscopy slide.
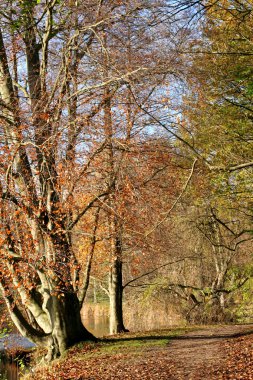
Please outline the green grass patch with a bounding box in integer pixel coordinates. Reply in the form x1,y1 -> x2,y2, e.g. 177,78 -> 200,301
98,337 -> 169,355
72,327 -> 195,360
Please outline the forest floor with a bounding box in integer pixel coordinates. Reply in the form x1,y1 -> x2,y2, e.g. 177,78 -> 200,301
22,324 -> 253,380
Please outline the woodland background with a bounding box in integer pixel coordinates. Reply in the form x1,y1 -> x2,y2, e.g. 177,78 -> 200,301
0,0 -> 252,360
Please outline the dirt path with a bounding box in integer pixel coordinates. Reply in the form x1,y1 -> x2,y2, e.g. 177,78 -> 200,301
94,324 -> 253,380
154,324 -> 253,380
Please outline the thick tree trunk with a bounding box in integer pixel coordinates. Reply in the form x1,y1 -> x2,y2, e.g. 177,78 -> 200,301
1,234 -> 96,361
108,255 -> 128,334
45,292 -> 94,361
1,281 -> 95,361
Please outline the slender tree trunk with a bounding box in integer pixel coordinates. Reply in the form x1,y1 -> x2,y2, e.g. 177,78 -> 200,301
108,230 -> 128,334
102,49 -> 127,334
108,255 -> 127,334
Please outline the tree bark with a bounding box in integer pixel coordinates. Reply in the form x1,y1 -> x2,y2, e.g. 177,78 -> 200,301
45,292 -> 94,360
1,267 -> 95,361
109,256 -> 127,334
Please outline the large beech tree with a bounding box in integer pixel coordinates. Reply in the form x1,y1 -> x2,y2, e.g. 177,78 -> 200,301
0,0 -> 181,358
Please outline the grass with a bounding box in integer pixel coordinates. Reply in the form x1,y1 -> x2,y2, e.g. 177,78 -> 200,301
96,337 -> 169,355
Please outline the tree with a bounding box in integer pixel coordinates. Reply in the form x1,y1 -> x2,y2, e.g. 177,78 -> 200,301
79,5 -> 184,334
0,0 -> 184,357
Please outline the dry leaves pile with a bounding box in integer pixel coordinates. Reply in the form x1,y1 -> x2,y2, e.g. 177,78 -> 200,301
214,334 -> 253,380
27,350 -> 177,380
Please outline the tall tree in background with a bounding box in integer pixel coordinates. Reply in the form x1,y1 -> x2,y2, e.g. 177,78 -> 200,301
176,0 -> 253,319
80,5 -> 183,334
182,0 -> 253,222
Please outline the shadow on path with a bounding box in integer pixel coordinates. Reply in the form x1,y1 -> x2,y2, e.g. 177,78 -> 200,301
103,324 -> 253,344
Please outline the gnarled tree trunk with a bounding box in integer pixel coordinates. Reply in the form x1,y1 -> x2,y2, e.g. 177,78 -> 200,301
45,293 -> 94,360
